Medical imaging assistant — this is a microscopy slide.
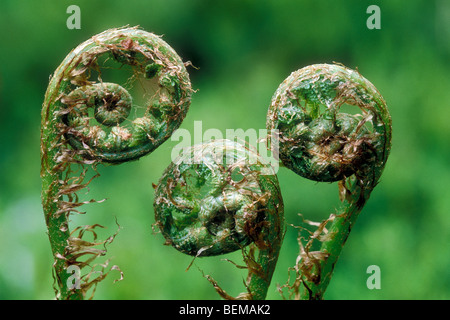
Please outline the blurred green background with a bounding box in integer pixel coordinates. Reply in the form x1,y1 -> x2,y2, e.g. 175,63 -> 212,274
0,0 -> 449,300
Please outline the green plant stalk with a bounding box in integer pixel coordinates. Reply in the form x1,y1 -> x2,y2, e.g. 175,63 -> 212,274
41,77 -> 81,299
41,27 -> 192,299
299,178 -> 371,299
245,171 -> 285,300
41,178 -> 79,299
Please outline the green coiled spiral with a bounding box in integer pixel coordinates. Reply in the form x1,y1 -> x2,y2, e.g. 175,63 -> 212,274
267,63 -> 391,184
43,27 -> 192,164
153,139 -> 284,299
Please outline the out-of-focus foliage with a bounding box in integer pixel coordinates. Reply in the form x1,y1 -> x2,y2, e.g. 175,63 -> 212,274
0,0 -> 448,299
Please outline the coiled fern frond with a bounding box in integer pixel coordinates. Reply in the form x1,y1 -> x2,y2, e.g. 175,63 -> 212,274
40,27 -> 192,299
153,139 -> 284,300
267,63 -> 392,299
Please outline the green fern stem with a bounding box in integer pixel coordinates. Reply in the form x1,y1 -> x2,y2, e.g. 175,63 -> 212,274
40,27 -> 192,299
267,63 -> 392,299
153,140 -> 285,299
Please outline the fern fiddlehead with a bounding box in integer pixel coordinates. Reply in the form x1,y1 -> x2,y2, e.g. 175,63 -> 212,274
153,140 -> 285,299
40,27 -> 192,299
267,63 -> 392,299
